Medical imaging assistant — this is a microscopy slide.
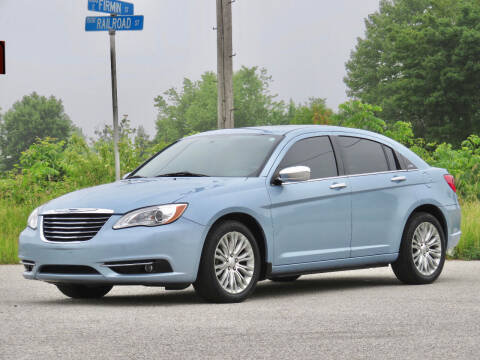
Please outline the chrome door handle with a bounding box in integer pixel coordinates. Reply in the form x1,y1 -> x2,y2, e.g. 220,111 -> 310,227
391,176 -> 407,182
329,182 -> 347,189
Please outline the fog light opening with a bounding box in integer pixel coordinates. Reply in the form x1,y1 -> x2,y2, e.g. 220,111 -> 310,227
21,260 -> 35,272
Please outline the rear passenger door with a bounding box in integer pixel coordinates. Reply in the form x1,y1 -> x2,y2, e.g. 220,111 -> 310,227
333,136 -> 422,257
268,135 -> 351,265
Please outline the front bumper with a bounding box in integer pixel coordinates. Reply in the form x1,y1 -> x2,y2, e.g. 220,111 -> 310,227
18,216 -> 206,285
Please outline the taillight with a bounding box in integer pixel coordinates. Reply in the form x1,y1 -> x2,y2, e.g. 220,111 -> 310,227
444,174 -> 456,193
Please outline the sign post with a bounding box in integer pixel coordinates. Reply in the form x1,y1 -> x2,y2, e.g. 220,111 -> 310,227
109,25 -> 120,182
85,0 -> 143,180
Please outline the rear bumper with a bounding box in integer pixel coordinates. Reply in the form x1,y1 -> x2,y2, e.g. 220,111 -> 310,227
18,216 -> 206,285
442,203 -> 462,251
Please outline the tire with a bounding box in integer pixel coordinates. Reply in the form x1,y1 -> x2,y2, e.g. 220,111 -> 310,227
391,212 -> 446,285
193,220 -> 261,303
56,284 -> 113,299
270,275 -> 301,282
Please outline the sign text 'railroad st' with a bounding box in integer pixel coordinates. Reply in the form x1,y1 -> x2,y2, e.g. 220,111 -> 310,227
85,15 -> 144,31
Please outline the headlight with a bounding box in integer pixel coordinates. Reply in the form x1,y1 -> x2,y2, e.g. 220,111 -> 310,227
27,207 -> 40,229
113,204 -> 188,229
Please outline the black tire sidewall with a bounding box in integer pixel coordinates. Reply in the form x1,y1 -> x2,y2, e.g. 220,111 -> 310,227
197,220 -> 261,302
403,213 -> 446,283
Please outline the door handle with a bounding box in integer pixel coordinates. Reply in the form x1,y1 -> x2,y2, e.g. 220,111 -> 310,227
391,176 -> 407,182
329,182 -> 347,189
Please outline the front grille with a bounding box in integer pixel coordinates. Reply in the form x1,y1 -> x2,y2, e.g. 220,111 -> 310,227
42,213 -> 112,242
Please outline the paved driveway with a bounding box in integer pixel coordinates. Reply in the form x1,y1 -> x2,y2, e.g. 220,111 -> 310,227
0,261 -> 479,359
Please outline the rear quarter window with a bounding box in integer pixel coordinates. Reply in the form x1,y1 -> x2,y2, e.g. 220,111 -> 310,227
396,152 -> 418,170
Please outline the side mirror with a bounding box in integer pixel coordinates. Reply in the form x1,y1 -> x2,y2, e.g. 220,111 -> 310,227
122,172 -> 131,180
275,166 -> 311,185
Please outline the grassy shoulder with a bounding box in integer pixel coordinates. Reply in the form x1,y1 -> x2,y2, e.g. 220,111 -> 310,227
1,200 -> 479,264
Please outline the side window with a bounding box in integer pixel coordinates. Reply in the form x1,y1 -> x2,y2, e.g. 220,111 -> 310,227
396,152 -> 417,170
278,136 -> 338,180
337,136 -> 389,175
383,145 -> 399,170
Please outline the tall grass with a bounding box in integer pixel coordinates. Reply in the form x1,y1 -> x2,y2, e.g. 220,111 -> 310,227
0,199 -> 34,264
453,201 -> 480,260
1,198 -> 479,264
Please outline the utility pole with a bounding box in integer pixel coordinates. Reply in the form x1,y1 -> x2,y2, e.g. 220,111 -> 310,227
109,26 -> 121,181
216,0 -> 234,129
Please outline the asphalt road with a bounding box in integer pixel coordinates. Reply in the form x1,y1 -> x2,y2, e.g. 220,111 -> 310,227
0,261 -> 479,360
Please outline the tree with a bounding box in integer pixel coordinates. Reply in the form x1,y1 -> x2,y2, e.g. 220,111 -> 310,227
153,67 -> 288,143
290,98 -> 333,125
333,100 -> 385,133
344,0 -> 480,144
134,125 -> 151,160
0,93 -> 73,169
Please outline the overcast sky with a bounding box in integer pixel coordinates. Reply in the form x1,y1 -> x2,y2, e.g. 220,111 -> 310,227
0,0 -> 380,138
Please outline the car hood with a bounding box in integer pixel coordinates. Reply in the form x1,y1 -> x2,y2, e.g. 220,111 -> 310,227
40,177 -> 244,214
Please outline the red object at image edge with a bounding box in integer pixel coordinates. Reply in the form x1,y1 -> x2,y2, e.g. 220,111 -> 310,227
0,41 -> 5,74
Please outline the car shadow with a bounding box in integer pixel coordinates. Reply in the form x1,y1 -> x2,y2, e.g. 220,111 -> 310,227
251,275 -> 401,301
31,274 -> 403,306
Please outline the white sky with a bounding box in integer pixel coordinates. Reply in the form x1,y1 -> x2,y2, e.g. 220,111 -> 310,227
0,0 -> 380,138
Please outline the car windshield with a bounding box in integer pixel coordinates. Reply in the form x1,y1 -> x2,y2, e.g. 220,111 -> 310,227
132,134 -> 282,178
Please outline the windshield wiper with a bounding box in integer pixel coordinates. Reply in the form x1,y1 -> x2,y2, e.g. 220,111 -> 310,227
126,175 -> 145,179
156,171 -> 210,177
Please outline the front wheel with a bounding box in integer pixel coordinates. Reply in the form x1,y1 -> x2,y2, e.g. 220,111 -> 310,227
194,220 -> 261,303
392,212 -> 445,284
56,284 -> 113,299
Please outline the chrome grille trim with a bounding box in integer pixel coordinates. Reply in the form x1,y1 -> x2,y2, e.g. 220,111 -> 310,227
41,209 -> 113,243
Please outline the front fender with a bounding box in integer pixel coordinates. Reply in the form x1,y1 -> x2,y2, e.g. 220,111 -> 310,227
181,179 -> 274,269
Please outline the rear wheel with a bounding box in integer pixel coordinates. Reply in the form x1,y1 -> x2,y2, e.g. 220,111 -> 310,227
56,284 -> 113,299
392,212 -> 445,284
194,220 -> 261,303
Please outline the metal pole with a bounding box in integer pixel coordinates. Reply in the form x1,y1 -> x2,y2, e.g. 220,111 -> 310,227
109,28 -> 120,181
216,0 -> 234,129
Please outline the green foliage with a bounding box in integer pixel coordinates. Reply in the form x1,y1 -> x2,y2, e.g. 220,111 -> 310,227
429,135 -> 480,200
333,101 -> 386,133
154,67 -> 289,143
290,98 -> 333,125
0,92 -> 74,169
345,0 -> 480,144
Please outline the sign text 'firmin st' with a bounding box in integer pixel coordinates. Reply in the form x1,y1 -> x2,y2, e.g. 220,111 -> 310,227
87,0 -> 133,15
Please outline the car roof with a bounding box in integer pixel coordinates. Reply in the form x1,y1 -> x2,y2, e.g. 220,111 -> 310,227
188,125 -> 354,136
185,125 -> 429,169
187,125 -> 386,139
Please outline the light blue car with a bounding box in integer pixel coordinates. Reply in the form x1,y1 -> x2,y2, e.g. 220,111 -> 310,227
19,126 -> 461,302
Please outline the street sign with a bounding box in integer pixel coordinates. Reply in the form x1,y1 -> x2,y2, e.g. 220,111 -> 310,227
87,0 -> 133,15
85,15 -> 144,31
85,0 -> 143,180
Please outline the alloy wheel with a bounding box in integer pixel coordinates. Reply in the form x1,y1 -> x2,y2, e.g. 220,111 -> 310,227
411,222 -> 442,276
214,231 -> 255,294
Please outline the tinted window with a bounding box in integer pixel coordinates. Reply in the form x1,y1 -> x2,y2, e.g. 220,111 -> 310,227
383,145 -> 399,170
278,136 -> 338,180
397,152 -> 417,170
133,134 -> 282,178
337,136 -> 389,175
